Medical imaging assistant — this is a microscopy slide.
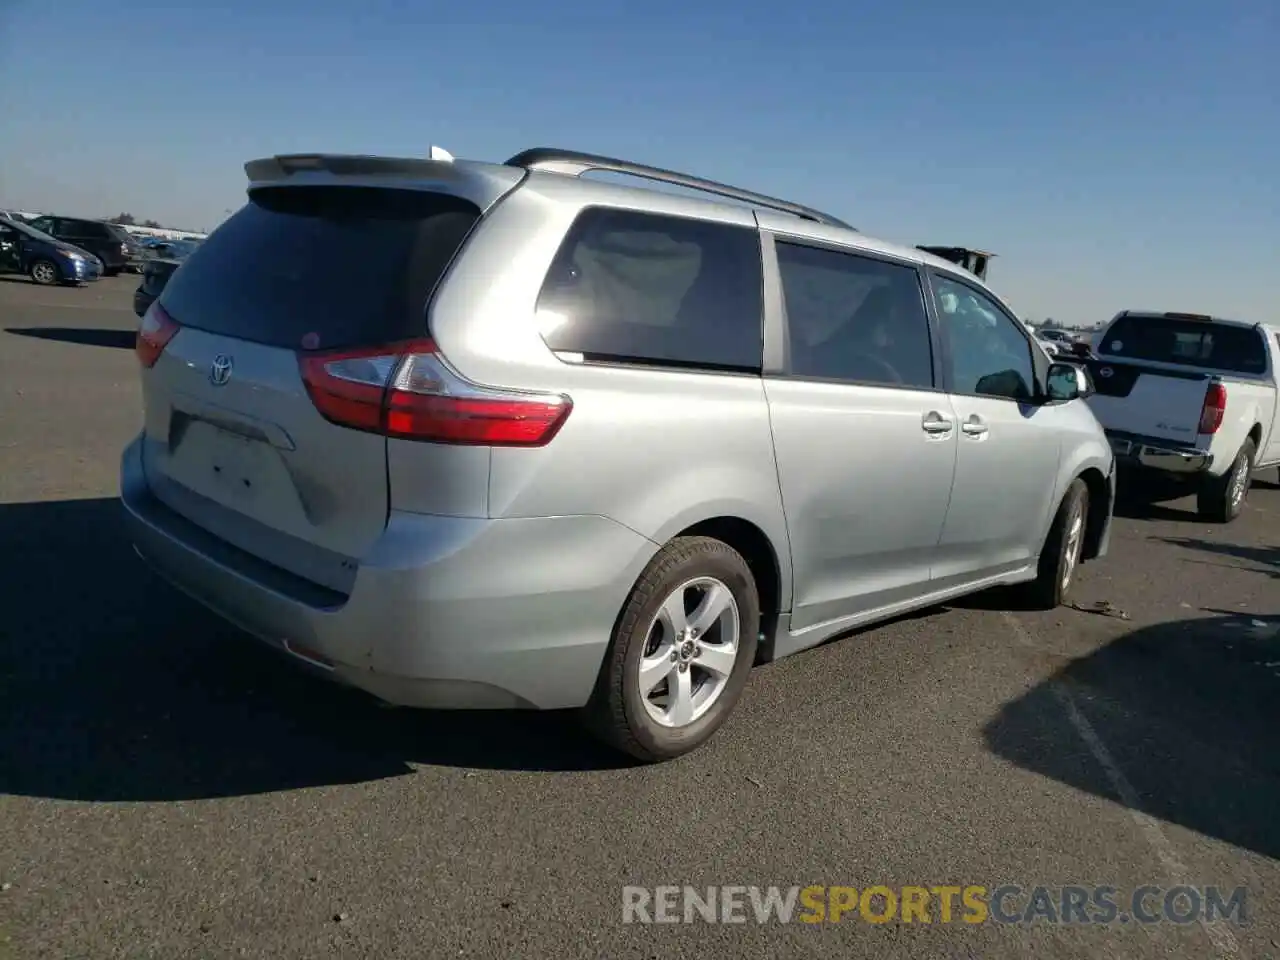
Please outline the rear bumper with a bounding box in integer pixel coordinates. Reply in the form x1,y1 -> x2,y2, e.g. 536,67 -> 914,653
119,435 -> 656,709
1137,447 -> 1211,474
1107,431 -> 1213,475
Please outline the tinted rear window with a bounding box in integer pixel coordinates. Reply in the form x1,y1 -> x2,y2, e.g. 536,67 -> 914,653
1101,315 -> 1267,375
776,241 -> 934,389
534,207 -> 763,372
160,187 -> 481,350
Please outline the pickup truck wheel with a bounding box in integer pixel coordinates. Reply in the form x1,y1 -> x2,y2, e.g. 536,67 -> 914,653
582,536 -> 759,763
1019,478 -> 1089,611
1197,439 -> 1254,523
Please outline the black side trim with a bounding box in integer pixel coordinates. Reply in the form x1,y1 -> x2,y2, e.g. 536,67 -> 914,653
122,486 -> 349,610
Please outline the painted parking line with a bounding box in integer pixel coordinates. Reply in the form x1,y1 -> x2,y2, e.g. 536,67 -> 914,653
1000,611 -> 1242,959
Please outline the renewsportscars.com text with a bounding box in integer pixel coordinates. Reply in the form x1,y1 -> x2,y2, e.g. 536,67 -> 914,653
621,884 -> 1248,926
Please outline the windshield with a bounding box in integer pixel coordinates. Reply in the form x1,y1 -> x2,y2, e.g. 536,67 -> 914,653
0,217 -> 63,246
1101,315 -> 1267,375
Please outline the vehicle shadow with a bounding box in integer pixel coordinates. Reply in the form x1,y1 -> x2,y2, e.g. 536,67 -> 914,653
1154,537 -> 1279,580
982,611 -> 1280,859
0,497 -> 631,804
1111,477 -> 1201,521
6,326 -> 135,349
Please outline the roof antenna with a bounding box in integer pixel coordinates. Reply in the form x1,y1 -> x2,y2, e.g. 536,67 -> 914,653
429,145 -> 455,162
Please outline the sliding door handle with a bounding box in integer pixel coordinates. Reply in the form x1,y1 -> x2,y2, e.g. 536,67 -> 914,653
922,411 -> 954,435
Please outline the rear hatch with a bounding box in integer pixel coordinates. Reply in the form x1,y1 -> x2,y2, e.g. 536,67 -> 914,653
1085,313 -> 1268,444
137,184 -> 486,593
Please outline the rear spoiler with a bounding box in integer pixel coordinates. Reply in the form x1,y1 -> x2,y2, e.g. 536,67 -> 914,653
244,153 -> 479,183
242,149 -> 525,210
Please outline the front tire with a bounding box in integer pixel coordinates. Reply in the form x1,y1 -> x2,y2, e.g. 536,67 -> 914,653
1019,478 -> 1089,611
1197,438 -> 1254,523
29,259 -> 59,285
583,536 -> 759,762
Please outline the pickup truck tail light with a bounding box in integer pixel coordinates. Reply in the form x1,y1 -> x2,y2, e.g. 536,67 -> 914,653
1198,382 -> 1226,435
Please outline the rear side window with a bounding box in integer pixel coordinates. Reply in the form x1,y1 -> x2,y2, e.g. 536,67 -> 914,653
1101,315 -> 1267,375
776,241 -> 934,389
160,187 -> 481,351
535,207 -> 764,372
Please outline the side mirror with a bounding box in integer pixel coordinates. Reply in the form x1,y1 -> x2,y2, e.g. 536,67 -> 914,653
1045,362 -> 1093,403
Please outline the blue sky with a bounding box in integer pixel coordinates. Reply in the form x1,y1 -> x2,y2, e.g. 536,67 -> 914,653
2,0 -> 1275,327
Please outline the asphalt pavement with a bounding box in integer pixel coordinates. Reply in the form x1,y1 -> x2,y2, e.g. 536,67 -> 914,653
1,275 -> 1278,959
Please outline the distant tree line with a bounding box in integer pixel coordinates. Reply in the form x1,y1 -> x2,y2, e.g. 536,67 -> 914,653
109,212 -> 164,229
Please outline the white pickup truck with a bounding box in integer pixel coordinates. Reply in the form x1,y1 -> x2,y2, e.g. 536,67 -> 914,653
1083,311 -> 1280,522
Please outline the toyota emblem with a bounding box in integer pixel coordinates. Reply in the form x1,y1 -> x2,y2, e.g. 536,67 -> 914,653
210,354 -> 234,386
1098,366 -> 1114,379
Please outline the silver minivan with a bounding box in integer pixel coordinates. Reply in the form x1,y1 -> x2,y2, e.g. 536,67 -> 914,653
120,147 -> 1115,761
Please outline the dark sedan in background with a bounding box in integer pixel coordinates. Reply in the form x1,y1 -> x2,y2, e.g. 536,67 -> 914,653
133,238 -> 201,316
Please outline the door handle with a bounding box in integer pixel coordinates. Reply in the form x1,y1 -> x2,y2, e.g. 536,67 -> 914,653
921,411 -> 954,435
961,415 -> 988,437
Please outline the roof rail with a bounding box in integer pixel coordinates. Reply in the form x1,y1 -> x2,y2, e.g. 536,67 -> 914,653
505,147 -> 853,230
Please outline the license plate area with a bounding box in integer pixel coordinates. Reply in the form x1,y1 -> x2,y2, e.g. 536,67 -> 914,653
186,425 -> 265,503
165,420 -> 309,529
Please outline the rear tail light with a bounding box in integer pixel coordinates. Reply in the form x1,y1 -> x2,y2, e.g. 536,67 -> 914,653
1199,382 -> 1227,434
298,339 -> 572,446
136,302 -> 180,368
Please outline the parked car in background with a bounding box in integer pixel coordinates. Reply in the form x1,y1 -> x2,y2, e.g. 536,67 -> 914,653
132,239 -> 202,317
1085,310 -> 1280,521
25,215 -> 135,276
124,234 -> 150,273
1034,333 -> 1062,357
0,215 -> 103,285
120,146 -> 1115,762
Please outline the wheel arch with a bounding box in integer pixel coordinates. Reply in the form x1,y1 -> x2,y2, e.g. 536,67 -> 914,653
1076,466 -> 1110,561
669,514 -> 787,662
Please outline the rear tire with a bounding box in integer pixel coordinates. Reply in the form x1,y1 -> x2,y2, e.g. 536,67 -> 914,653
29,259 -> 59,285
1018,478 -> 1089,611
1197,438 -> 1254,523
583,536 -> 759,762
